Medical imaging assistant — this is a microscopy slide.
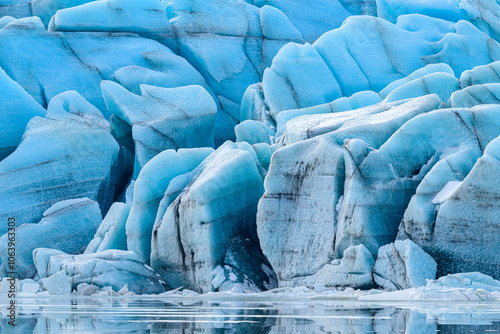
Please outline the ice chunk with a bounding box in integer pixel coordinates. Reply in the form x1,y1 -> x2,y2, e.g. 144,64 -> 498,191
361,273 -> 500,301
49,0 -> 174,41
401,132 -> 500,278
0,17 -> 192,117
126,148 -> 214,263
113,59 -> 210,97
41,270 -> 71,295
460,60 -> 500,87
101,81 -> 217,177
275,90 -> 383,136
282,94 -> 442,146
33,248 -> 67,278
235,120 -> 276,145
151,142 -> 277,293
285,245 -> 375,289
252,15 -> 500,116
20,281 -> 40,294
0,66 -> 46,161
262,42 -> 342,119
259,5 -> 302,40
383,72 -> 459,103
34,249 -> 165,294
259,103 -> 500,284
0,277 -> 18,295
374,240 -> 437,291
0,198 -> 101,278
0,16 -> 16,28
377,0 -> 500,41
449,83 -> 500,107
75,283 -> 98,296
31,0 -> 94,26
85,202 -> 131,254
380,63 -> 455,98
431,181 -> 462,204
253,0 -> 351,41
0,92 -> 119,237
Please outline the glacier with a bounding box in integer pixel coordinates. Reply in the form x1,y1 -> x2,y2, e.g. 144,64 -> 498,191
1,0 -> 500,299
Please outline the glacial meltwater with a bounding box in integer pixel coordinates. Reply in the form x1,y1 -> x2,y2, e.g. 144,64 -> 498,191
2,295 -> 500,333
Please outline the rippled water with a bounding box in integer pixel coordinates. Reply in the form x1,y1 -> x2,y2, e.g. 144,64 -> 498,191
2,295 -> 500,333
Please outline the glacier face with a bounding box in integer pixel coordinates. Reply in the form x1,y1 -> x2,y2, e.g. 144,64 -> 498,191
1,0 -> 500,295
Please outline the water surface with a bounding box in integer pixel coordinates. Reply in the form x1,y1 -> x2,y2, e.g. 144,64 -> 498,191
2,295 -> 500,333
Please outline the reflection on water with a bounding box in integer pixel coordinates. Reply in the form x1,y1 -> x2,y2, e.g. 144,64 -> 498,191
1,296 -> 500,333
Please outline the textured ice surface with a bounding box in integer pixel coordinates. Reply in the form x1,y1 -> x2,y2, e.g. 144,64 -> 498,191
126,148 -> 213,263
249,15 -> 500,119
101,81 -> 217,176
280,94 -> 443,146
460,60 -> 500,87
85,202 -> 130,254
377,0 -> 500,41
48,0 -> 173,41
0,91 -> 119,235
400,132 -> 500,278
0,67 -> 45,161
3,0 -> 500,297
0,198 -> 101,278
374,240 -> 437,291
449,83 -> 500,107
284,245 -> 375,289
34,249 -> 165,294
259,102 -> 500,284
151,142 -> 277,293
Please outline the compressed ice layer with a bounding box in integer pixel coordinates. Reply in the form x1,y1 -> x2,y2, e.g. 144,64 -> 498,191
401,131 -> 500,278
101,82 -> 217,177
151,142 -> 277,293
258,95 -> 442,282
0,91 -> 119,237
285,245 -> 375,289
126,148 -> 214,263
374,240 -> 437,291
258,102 -> 500,283
34,249 -> 165,294
0,198 -> 101,278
